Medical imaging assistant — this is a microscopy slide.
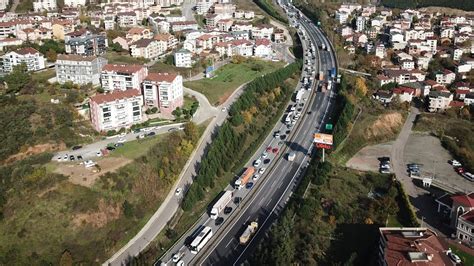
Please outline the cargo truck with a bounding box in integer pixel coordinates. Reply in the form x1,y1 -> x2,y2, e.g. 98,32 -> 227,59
239,221 -> 258,245
330,68 -> 336,78
295,89 -> 304,102
234,167 -> 255,189
209,190 -> 233,219
319,71 -> 324,81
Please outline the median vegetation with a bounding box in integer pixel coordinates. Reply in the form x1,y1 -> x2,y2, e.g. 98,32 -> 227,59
253,0 -> 288,23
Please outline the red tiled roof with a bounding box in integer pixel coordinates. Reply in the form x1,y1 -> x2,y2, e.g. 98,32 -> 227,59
393,87 -> 415,95
452,193 -> 474,208
231,39 -> 252,46
15,47 -> 40,55
255,38 -> 271,46
154,33 -> 173,41
102,64 -> 145,74
127,27 -> 147,34
455,89 -> 470,95
145,72 -> 178,83
460,210 -> 474,224
131,38 -> 155,48
90,90 -> 141,105
449,101 -> 465,107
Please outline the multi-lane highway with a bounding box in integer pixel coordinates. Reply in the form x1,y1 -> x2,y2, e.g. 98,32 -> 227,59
158,2 -> 338,265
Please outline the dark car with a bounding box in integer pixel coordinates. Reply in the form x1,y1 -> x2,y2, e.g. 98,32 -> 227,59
69,155 -> 75,161
280,134 -> 286,140
72,145 -> 82,150
286,130 -> 291,134
77,155 -> 83,160
307,111 -> 312,115
379,156 -> 391,163
264,159 -> 271,164
107,146 -> 116,151
147,131 -> 156,137
246,182 -> 254,189
233,197 -> 242,205
114,143 -> 124,147
215,217 -> 224,226
224,207 -> 233,215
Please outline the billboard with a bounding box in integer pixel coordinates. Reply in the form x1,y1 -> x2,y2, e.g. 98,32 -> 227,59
314,133 -> 333,149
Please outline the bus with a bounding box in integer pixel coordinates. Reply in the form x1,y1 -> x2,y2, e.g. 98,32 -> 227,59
189,226 -> 213,254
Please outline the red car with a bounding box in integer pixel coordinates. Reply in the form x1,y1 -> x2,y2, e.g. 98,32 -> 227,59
272,147 -> 279,154
455,167 -> 465,174
266,146 -> 272,153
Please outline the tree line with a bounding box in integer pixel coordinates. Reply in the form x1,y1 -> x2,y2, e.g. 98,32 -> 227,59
381,0 -> 474,11
181,62 -> 301,211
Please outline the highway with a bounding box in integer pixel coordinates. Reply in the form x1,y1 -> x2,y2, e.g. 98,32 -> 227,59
157,2 -> 338,265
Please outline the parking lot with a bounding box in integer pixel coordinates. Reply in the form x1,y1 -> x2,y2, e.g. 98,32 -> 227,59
404,133 -> 474,192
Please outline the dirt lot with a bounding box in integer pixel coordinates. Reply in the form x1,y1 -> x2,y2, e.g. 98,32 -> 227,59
404,133 -> 474,192
52,157 -> 132,187
346,142 -> 393,172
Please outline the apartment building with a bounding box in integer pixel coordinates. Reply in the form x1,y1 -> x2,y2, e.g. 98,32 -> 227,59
154,33 -> 178,50
0,21 -> 15,38
65,34 -> 108,56
377,227 -> 450,265
129,39 -> 164,59
457,210 -> 474,247
1,47 -> 45,73
356,16 -> 366,32
428,91 -> 453,112
101,64 -> 148,92
174,49 -> 192,68
126,27 -> 153,43
55,54 -> 107,85
0,0 -> 9,10
251,24 -> 273,40
33,0 -> 57,11
142,72 -> 183,114
64,0 -> 86,7
196,0 -> 213,15
89,90 -> 144,132
117,12 -> 138,28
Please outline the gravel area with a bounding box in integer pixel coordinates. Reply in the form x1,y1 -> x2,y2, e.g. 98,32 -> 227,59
346,142 -> 393,172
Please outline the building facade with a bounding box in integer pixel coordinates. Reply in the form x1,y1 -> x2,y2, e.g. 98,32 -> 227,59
174,49 -> 192,68
1,47 -> 45,72
142,72 -> 183,114
101,64 -> 148,92
55,54 -> 107,85
33,0 -> 57,11
89,90 -> 144,132
65,34 -> 108,56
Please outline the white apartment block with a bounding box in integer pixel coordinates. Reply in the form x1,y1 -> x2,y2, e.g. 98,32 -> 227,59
117,12 -> 138,28
33,0 -> 57,11
142,72 -> 183,114
130,39 -> 165,60
55,54 -> 107,86
457,210 -> 474,247
441,28 -> 455,39
196,0 -> 213,15
174,49 -> 192,68
335,11 -> 349,24
356,17 -> 366,32
375,44 -> 386,59
428,91 -> 453,112
64,0 -> 86,7
1,47 -> 45,73
435,70 -> 456,84
0,0 -> 8,10
89,90 -> 144,132
104,16 -> 116,30
101,64 -> 148,92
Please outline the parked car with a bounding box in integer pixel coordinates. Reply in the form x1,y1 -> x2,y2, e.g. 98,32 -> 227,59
274,131 -> 280,139
455,167 -> 465,174
69,155 -> 75,161
117,138 -> 126,143
449,160 -> 462,167
106,146 -> 116,151
147,131 -> 156,137
175,188 -> 182,196
56,156 -> 63,162
259,168 -> 266,175
224,206 -> 233,214
246,182 -> 254,189
261,152 -> 268,159
253,174 -> 261,181
264,158 -> 271,164
114,142 -> 124,147
253,159 -> 262,168
266,146 -> 272,153
272,147 -> 279,154
172,251 -> 184,263
380,168 -> 390,174
379,156 -> 391,164
215,217 -> 224,226
63,155 -> 69,160
96,151 -> 102,157
448,252 -> 462,263
462,172 -> 474,182
84,160 -> 95,168
77,155 -> 83,160
72,145 -> 82,150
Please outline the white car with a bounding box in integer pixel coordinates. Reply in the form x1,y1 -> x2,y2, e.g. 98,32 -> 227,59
63,155 -> 69,160
449,160 -> 462,167
96,151 -> 102,157
221,107 -> 227,112
175,188 -> 182,196
259,168 -> 266,175
117,138 -> 126,143
252,174 -> 261,181
253,159 -> 262,168
56,156 -> 63,162
448,252 -> 461,263
261,152 -> 268,159
172,252 -> 184,262
84,160 -> 95,168
119,132 -> 126,137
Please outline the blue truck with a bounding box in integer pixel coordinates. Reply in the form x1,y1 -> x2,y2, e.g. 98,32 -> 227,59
330,68 -> 336,78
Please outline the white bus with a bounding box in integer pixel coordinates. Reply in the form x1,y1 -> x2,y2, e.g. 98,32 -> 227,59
189,226 -> 213,254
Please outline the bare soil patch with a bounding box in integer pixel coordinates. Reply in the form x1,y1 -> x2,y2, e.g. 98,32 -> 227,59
365,112 -> 403,139
53,157 -> 132,187
5,142 -> 66,163
72,199 -> 122,228
346,142 -> 393,172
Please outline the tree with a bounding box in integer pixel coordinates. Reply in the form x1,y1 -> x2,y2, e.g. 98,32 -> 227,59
355,77 -> 368,97
45,49 -> 57,62
184,122 -> 199,142
59,250 -> 73,266
172,107 -> 182,118
110,42 -> 124,52
4,63 -> 31,94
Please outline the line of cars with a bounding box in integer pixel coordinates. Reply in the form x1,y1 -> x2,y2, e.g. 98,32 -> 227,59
449,159 -> 474,182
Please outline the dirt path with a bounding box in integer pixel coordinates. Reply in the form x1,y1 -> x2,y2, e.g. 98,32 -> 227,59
10,0 -> 19,12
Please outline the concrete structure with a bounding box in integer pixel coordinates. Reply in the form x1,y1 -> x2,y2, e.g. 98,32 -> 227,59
33,0 -> 57,11
101,64 -> 148,92
356,16 -> 366,32
64,0 -> 86,7
55,54 -> 107,86
428,91 -> 453,112
117,12 -> 138,28
196,0 -> 213,15
174,49 -> 192,68
65,34 -> 108,56
89,90 -> 144,132
126,27 -> 153,43
253,38 -> 272,58
1,47 -> 45,73
377,227 -> 451,266
457,210 -> 474,247
130,39 -> 164,59
142,72 -> 183,114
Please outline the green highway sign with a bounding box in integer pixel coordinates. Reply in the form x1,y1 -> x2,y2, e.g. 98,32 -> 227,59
325,124 -> 333,130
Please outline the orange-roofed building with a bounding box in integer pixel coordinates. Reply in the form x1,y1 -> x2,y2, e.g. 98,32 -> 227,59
101,64 -> 148,92
142,72 -> 183,114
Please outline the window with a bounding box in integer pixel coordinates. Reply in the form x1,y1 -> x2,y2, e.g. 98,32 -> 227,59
133,111 -> 140,116
103,112 -> 111,118
133,106 -> 140,111
102,107 -> 111,112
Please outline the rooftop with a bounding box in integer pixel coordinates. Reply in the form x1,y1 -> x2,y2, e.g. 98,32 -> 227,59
57,54 -> 99,62
102,64 -> 145,74
144,72 -> 178,83
90,89 -> 141,105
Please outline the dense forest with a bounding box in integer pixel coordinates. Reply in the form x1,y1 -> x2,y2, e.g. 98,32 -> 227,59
381,0 -> 474,11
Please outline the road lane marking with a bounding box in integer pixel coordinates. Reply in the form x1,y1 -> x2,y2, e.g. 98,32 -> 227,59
225,239 -> 234,248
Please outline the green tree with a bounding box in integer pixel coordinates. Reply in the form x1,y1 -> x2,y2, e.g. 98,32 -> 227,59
59,250 -> 73,266
4,63 -> 31,93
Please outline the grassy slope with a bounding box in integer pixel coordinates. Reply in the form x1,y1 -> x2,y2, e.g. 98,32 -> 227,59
0,124 -> 207,264
184,59 -> 285,105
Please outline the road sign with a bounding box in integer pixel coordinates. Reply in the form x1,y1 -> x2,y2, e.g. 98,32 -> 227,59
316,143 -> 332,149
313,133 -> 333,145
325,124 -> 333,131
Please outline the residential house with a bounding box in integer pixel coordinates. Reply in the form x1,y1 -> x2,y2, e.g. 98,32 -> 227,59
55,54 -> 107,85
174,48 -> 192,68
373,90 -> 393,104
428,90 -> 453,112
64,0 -> 86,7
0,21 -> 15,38
33,0 -> 57,11
377,227 -> 451,266
457,210 -> 474,248
231,39 -> 253,56
170,21 -> 198,32
196,0 -> 213,15
101,64 -> 148,92
126,27 -> 153,43
392,87 -> 415,102
253,38 -> 272,58
154,33 -> 178,50
251,24 -> 273,40
51,19 -> 75,40
65,34 -> 108,56
0,38 -> 23,51
142,72 -> 183,114
436,192 -> 474,244
435,69 -> 456,85
465,93 -> 474,106
1,47 -> 45,72
130,39 -> 163,59
117,12 -> 138,28
104,16 -> 116,30
89,90 -> 144,132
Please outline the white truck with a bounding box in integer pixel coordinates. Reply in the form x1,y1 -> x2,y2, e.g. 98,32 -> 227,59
239,221 -> 258,245
287,152 -> 296,161
295,89 -> 305,102
210,190 -> 233,219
